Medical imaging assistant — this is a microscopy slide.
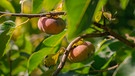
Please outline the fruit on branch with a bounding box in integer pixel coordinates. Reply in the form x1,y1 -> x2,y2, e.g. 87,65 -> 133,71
68,41 -> 95,62
38,17 -> 66,34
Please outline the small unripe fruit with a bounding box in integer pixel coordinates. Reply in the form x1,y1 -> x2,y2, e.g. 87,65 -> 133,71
38,17 -> 66,34
68,41 -> 95,62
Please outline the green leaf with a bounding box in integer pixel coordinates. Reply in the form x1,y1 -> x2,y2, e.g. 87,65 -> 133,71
113,52 -> 135,76
38,30 -> 67,50
109,41 -> 132,63
32,0 -> 44,13
43,0 -> 60,11
28,47 -> 58,73
28,30 -> 66,73
0,20 -> 15,57
0,0 -> 15,13
120,0 -> 129,10
108,41 -> 126,51
95,11 -> 102,22
65,0 -> 99,40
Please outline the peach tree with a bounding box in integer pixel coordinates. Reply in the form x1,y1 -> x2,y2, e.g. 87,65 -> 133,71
0,0 -> 135,76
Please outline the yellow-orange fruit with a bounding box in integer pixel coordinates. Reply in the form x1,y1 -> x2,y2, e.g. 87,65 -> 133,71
38,17 -> 66,34
68,41 -> 95,62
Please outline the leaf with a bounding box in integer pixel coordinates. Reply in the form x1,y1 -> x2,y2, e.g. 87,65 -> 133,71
113,52 -> 135,76
109,41 -> 125,51
54,1 -> 63,12
39,30 -> 67,49
91,39 -> 115,70
28,47 -> 58,73
72,38 -> 84,48
103,12 -> 112,20
0,20 -> 15,57
120,0 -> 129,10
15,34 -> 33,54
43,0 -> 60,11
28,30 -> 66,73
109,41 -> 132,63
32,0 -> 44,13
65,0 -> 99,40
0,0 -> 15,13
95,11 -> 102,22
44,47 -> 65,67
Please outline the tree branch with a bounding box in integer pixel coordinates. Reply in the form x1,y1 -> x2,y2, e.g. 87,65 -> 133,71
89,64 -> 118,73
52,32 -> 108,76
93,22 -> 135,48
0,11 -> 66,18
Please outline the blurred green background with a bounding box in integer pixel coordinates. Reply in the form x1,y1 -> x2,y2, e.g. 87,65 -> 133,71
0,0 -> 135,76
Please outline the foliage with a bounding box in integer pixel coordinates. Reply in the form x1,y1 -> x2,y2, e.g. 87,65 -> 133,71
0,0 -> 135,76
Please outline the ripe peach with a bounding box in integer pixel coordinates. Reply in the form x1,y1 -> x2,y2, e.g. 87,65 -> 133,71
38,17 -> 66,34
68,41 -> 95,62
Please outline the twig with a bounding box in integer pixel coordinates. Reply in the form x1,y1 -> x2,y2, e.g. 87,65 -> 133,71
52,32 -> 108,76
89,64 -> 118,73
81,32 -> 109,38
93,22 -> 135,48
0,11 -> 66,18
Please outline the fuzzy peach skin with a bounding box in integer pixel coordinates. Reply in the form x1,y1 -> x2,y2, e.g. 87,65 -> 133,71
38,17 -> 66,34
68,41 -> 95,62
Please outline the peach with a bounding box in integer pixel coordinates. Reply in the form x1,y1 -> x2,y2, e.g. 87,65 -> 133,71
38,17 -> 66,34
68,41 -> 95,62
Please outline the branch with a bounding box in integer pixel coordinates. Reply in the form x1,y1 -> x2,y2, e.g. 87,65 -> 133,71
0,11 -> 66,18
52,32 -> 108,76
93,22 -> 135,48
89,64 -> 118,73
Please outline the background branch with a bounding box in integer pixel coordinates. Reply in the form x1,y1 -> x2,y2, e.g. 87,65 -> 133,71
0,11 -> 65,18
93,22 -> 135,48
89,64 -> 118,73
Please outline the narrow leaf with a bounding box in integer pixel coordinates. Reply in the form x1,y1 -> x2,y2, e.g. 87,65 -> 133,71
0,20 -> 15,57
43,0 -> 60,11
120,0 -> 129,10
0,0 -> 15,13
65,0 -> 99,40
32,0 -> 44,13
95,11 -> 102,22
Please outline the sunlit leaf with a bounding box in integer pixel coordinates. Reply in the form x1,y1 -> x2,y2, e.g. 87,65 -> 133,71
0,0 -> 15,13
39,30 -> 67,49
0,20 -> 15,57
54,1 -> 63,12
43,0 -> 60,11
44,48 -> 65,67
20,0 -> 33,13
65,0 -> 99,40
95,11 -> 102,22
32,0 -> 44,13
103,12 -> 112,20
